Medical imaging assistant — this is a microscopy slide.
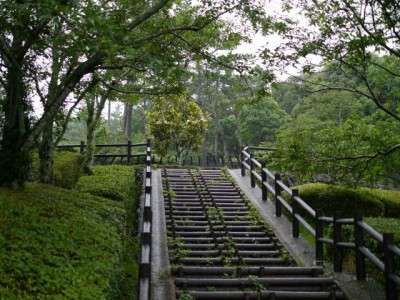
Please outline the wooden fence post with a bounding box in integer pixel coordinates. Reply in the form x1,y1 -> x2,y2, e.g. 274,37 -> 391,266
250,153 -> 255,188
315,209 -> 324,265
383,233 -> 397,300
354,211 -> 366,280
261,162 -> 267,201
241,147 -> 246,176
127,140 -> 132,164
80,141 -> 85,154
333,211 -> 343,272
292,189 -> 299,238
274,173 -> 282,217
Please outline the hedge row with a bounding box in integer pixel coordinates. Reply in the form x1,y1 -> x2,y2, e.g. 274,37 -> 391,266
295,183 -> 400,218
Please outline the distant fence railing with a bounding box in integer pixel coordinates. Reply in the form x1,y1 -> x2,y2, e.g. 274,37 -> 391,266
241,146 -> 400,300
153,154 -> 240,168
56,140 -> 149,164
138,143 -> 152,300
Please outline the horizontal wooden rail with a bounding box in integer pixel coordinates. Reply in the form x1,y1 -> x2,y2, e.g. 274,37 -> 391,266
241,146 -> 400,300
56,140 -> 148,164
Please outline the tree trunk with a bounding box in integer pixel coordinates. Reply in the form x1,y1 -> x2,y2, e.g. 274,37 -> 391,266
83,95 -> 96,173
235,114 -> 244,157
39,120 -> 54,184
39,40 -> 63,184
0,63 -> 30,188
216,117 -> 229,164
201,139 -> 207,166
196,63 -> 208,167
83,90 -> 110,172
124,103 -> 133,139
108,100 -> 112,130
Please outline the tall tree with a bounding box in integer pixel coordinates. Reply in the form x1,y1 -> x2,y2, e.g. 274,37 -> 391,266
0,0 -> 272,187
264,0 -> 400,184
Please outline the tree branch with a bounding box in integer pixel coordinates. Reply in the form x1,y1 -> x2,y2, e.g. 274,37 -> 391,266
128,0 -> 171,31
320,144 -> 400,162
54,79 -> 99,145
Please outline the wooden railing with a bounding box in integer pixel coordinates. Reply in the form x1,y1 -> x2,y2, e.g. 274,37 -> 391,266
138,143 -> 152,300
56,140 -> 149,164
241,146 -> 400,300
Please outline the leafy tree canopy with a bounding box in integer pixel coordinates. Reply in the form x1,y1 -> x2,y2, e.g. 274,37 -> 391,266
145,94 -> 209,164
0,0 -> 274,186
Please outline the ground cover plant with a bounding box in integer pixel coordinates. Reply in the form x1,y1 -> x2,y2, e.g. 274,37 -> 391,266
0,163 -> 141,299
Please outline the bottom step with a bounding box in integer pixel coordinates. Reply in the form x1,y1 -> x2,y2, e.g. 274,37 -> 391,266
176,290 -> 343,299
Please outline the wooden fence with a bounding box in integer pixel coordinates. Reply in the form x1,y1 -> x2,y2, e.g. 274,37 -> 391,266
56,140 -> 149,164
241,146 -> 400,300
57,140 -> 240,167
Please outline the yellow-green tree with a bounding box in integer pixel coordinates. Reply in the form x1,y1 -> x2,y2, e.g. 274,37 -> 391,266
146,95 -> 209,165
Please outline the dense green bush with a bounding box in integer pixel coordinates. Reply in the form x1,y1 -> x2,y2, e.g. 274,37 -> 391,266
30,150 -> 84,189
367,189 -> 400,218
76,165 -> 141,298
295,183 -> 400,284
75,165 -> 134,201
295,183 -> 385,217
0,183 -> 125,299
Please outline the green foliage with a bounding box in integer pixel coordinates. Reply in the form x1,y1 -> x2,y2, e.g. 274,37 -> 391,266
269,59 -> 400,186
0,165 -> 141,299
53,151 -> 84,189
366,189 -> 400,218
75,165 -> 134,202
31,151 -> 84,189
0,183 -> 125,299
365,217 -> 400,244
295,183 -> 385,217
146,94 -> 209,164
237,97 -> 286,145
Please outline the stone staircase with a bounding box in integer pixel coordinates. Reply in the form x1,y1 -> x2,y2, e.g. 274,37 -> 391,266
161,168 -> 343,299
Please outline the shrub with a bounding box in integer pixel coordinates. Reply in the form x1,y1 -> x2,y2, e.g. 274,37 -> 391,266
30,150 -> 84,189
53,151 -> 84,189
365,189 -> 400,218
296,183 -> 385,217
75,165 -> 142,298
75,165 -> 134,201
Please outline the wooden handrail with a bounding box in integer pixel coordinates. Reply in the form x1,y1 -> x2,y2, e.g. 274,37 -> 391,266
241,146 -> 399,300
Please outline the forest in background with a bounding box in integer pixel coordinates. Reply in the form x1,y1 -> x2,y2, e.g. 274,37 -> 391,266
0,0 -> 400,188
61,54 -> 400,188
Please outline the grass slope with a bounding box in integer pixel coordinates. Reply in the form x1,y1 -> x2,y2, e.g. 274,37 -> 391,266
0,165 -> 140,299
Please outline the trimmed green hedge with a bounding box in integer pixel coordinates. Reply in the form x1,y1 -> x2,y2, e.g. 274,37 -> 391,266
75,165 -> 134,201
76,165 -> 141,298
295,183 -> 386,217
365,217 -> 400,244
366,189 -> 400,218
0,183 -> 125,299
